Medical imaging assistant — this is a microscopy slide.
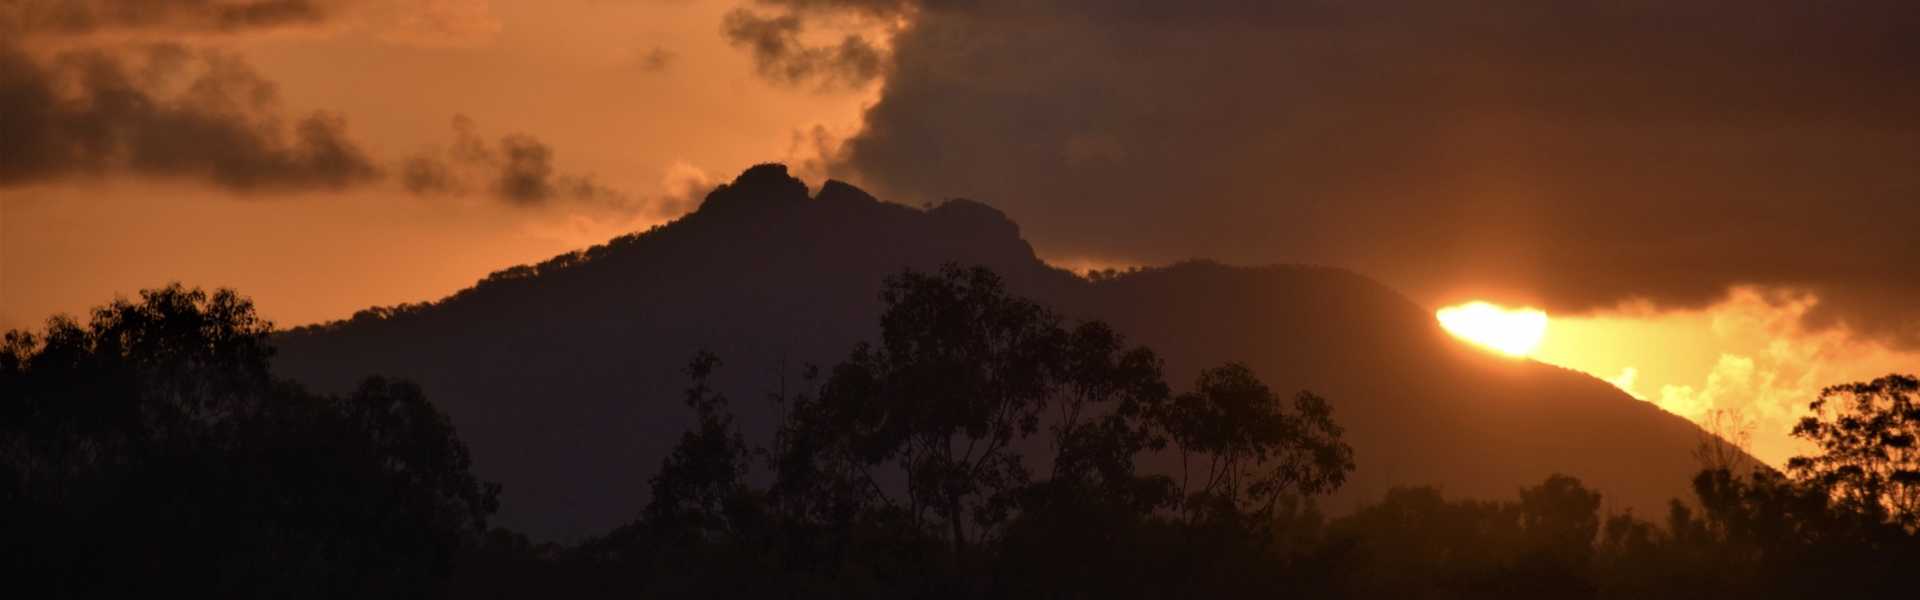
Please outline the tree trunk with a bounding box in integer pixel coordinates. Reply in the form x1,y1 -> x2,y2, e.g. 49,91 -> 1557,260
949,495 -> 967,557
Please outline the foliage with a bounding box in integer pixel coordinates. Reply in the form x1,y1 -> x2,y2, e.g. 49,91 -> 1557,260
541,264 -> 1358,596
14,277 -> 1920,599
527,276 -> 1920,598
1163,363 -> 1355,524
1,285 -> 495,598
1787,373 -> 1920,527
642,351 -> 755,539
793,265 -> 1072,552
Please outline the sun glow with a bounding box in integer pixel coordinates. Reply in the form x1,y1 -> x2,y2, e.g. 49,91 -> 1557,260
1436,301 -> 1548,358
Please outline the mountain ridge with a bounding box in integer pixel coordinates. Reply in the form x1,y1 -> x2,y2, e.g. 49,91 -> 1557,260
275,164 -> 1737,540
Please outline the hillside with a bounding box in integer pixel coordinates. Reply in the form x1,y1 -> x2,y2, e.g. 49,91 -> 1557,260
276,164 -> 1730,540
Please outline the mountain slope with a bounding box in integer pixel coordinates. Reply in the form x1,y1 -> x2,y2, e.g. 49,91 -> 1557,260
276,164 -> 1731,540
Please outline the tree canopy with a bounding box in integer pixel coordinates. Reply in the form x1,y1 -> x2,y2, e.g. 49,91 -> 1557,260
9,275 -> 1920,599
2,285 -> 495,598
1788,373 -> 1920,528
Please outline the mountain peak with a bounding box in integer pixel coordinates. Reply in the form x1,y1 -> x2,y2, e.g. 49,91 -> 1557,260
927,197 -> 1021,243
677,165 -> 1042,284
815,179 -> 878,205
695,163 -> 810,215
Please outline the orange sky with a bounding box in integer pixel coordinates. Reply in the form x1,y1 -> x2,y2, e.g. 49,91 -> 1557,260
2,0 -> 874,331
1530,291 -> 1920,468
4,1 -> 1914,471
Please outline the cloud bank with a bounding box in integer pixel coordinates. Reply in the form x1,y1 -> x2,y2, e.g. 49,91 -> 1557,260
402,115 -> 659,217
2,0 -> 500,46
1,0 -> 334,36
735,0 -> 1920,347
0,41 -> 379,191
721,6 -> 885,90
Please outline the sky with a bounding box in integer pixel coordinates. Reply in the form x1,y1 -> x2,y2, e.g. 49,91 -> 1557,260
4,0 -> 1917,468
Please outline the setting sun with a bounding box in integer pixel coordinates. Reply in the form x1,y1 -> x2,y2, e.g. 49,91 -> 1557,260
12,2 -> 1920,592
1436,301 -> 1549,357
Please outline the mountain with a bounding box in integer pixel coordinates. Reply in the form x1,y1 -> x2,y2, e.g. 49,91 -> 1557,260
275,164 -> 1732,541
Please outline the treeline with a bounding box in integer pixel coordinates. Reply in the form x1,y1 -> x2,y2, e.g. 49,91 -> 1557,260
304,222 -> 677,334
2,287 -> 498,598
5,268 -> 1917,598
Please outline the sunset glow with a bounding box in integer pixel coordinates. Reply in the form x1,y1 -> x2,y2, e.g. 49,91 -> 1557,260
12,2 -> 1920,589
1437,301 -> 1549,357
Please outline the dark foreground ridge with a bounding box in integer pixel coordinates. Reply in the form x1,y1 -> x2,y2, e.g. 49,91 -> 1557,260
276,164 -> 1737,541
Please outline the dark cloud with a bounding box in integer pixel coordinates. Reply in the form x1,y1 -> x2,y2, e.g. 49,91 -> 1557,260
0,41 -> 378,191
2,0 -> 332,35
402,115 -> 484,196
400,155 -> 459,196
721,7 -> 883,89
748,0 -> 1920,347
496,134 -> 555,204
402,115 -> 632,209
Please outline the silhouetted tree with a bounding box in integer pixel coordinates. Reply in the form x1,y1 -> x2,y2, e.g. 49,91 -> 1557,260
1693,408 -> 1758,473
983,320 -> 1182,599
428,279 -> 1917,600
1324,474 -> 1600,598
752,265 -> 1358,597
1788,373 -> 1920,528
775,265 -> 1070,556
1,285 -> 496,598
1041,320 -> 1173,512
1630,372 -> 1920,600
1519,474 -> 1603,567
643,351 -> 756,540
1160,363 -> 1355,525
